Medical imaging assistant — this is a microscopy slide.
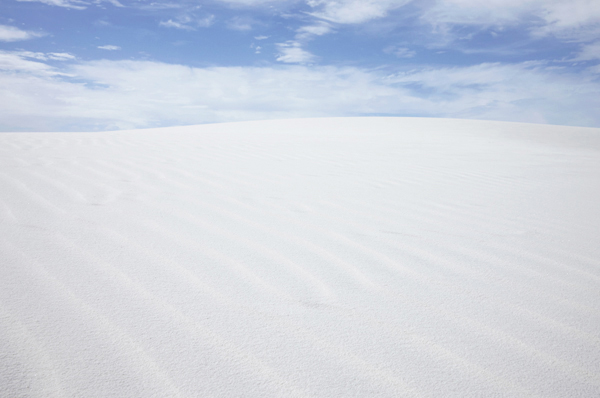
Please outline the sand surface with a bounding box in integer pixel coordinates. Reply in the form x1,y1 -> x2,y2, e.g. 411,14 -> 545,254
1,117 -> 599,397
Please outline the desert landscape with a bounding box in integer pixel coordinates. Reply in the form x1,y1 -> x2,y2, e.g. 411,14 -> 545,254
1,117 -> 599,397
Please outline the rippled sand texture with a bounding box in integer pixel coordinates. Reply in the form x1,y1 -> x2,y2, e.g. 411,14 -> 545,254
1,117 -> 599,397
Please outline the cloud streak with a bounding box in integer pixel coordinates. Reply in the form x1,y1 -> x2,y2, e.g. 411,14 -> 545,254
98,45 -> 121,51
16,0 -> 123,9
159,14 -> 215,30
574,41 -> 600,60
275,42 -> 316,63
422,0 -> 600,41
307,0 -> 411,24
0,24 -> 45,42
16,0 -> 90,9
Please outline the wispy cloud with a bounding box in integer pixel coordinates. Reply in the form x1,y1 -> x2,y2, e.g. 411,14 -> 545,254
0,50 -> 72,75
385,61 -> 600,125
276,41 -> 316,63
422,0 -> 600,42
159,19 -> 192,30
98,45 -> 121,51
159,14 -> 215,30
384,45 -> 416,58
0,24 -> 45,42
46,52 -> 76,60
295,22 -> 332,40
16,0 -> 124,8
16,0 -> 90,9
307,0 -> 412,24
4,50 -> 75,61
573,41 -> 600,61
214,0 -> 295,5
530,0 -> 600,40
273,21 -> 332,64
250,43 -> 262,53
226,16 -> 257,31
17,0 -> 600,47
1,53 -> 599,131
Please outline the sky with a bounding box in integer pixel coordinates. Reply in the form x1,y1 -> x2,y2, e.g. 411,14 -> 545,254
1,0 -> 600,132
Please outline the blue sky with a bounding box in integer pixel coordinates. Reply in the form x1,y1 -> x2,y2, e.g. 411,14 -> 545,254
1,0 -> 600,131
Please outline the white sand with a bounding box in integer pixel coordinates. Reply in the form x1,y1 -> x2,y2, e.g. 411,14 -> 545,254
1,117 -> 599,397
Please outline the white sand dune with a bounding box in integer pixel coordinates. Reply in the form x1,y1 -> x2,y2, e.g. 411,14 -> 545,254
1,117 -> 599,397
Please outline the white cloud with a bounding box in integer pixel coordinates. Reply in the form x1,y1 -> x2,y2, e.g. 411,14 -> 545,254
250,43 -> 261,53
2,50 -> 76,62
160,14 -> 215,30
16,0 -> 123,8
98,45 -> 122,51
159,19 -> 192,30
422,0 -> 535,26
214,0 -> 294,5
533,0 -> 600,40
0,25 -> 45,42
276,22 -> 333,63
295,22 -> 332,40
384,46 -> 416,58
48,52 -> 76,60
276,42 -> 316,63
104,0 -> 124,6
0,51 -> 67,75
0,59 -> 398,131
423,0 -> 600,41
8,51 -> 48,61
13,0 -> 600,45
16,0 -> 90,9
307,0 -> 412,24
385,61 -> 600,125
588,64 -> 600,74
196,15 -> 216,28
226,16 -> 256,31
573,41 -> 600,61
254,35 -> 270,40
1,53 -> 599,131
297,23 -> 332,36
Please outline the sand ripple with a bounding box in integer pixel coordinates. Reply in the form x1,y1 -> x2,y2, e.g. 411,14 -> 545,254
1,118 -> 599,397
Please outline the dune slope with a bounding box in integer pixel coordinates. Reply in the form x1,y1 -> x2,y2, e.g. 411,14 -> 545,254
1,117 -> 599,397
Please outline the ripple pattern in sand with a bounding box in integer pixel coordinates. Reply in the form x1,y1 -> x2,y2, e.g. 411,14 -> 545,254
1,118 -> 599,397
